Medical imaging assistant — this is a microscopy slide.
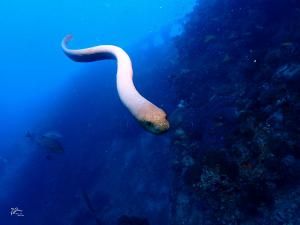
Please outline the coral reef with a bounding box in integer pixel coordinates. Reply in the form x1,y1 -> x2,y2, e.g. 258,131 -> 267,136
169,0 -> 300,224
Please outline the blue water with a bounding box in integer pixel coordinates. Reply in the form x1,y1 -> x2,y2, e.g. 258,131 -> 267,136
0,0 -> 195,224
2,0 -> 300,225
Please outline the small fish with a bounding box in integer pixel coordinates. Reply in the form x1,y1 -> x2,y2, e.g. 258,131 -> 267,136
26,130 -> 64,154
37,136 -> 64,153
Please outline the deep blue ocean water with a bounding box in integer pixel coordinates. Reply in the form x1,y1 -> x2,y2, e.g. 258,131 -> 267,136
1,0 -> 300,225
0,0 -> 195,224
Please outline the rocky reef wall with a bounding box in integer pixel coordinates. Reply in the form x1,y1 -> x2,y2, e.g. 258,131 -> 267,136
168,0 -> 300,224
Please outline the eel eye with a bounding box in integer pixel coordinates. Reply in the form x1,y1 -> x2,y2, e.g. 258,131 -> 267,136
145,121 -> 153,127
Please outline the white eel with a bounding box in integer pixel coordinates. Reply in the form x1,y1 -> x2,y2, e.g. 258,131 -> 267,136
61,35 -> 170,134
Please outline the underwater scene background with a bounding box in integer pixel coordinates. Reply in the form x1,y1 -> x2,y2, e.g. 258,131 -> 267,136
1,0 -> 300,224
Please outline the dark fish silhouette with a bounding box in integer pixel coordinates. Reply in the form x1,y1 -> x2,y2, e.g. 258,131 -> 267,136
26,131 -> 64,154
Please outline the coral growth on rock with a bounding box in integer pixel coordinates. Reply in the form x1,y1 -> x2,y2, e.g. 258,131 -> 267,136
168,0 -> 300,224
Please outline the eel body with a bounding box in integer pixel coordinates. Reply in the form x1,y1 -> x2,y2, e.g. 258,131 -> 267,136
61,35 -> 169,134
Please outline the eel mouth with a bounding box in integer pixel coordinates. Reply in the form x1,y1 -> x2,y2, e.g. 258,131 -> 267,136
140,119 -> 170,134
138,107 -> 170,134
